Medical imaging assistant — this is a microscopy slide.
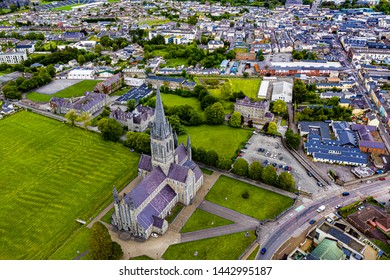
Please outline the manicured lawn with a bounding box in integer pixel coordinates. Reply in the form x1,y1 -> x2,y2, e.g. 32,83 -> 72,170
161,93 -> 202,112
112,87 -> 131,96
234,48 -> 248,53
197,77 -> 261,100
26,80 -> 103,102
101,208 -> 114,224
200,167 -> 213,175
141,19 -> 170,26
48,227 -> 91,260
150,49 -> 168,57
281,118 -> 287,126
166,204 -> 184,224
372,239 -> 390,255
178,125 -> 251,158
247,245 -> 260,260
52,4 -> 82,11
163,231 -> 256,260
164,58 -> 188,67
0,111 -> 139,259
205,176 -> 294,220
181,209 -> 234,233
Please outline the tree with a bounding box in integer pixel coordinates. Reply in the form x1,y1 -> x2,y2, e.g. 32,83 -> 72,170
285,128 -> 301,150
10,4 -> 17,12
97,118 -> 124,141
90,222 -> 123,260
200,94 -> 219,110
126,99 -> 136,112
65,109 -> 78,126
47,64 -> 56,77
217,155 -> 232,170
261,165 -> 277,185
79,111 -> 92,128
267,121 -> 278,135
271,100 -> 287,115
243,72 -> 249,78
278,172 -> 296,191
249,161 -> 263,181
293,79 -> 308,103
90,222 -> 113,260
167,115 -> 186,135
227,50 -> 236,60
232,158 -> 249,176
229,111 -> 242,127
205,102 -> 225,125
77,54 -> 86,65
258,50 -> 264,61
204,150 -> 218,166
135,132 -> 151,154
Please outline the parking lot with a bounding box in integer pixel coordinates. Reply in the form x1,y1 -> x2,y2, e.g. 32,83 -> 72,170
240,133 -> 321,194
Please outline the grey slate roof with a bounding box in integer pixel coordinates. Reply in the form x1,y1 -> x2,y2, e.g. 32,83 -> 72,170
183,160 -> 203,181
138,154 -> 153,172
168,164 -> 189,183
176,144 -> 188,164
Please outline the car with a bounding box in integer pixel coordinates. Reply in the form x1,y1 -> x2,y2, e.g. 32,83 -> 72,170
284,166 -> 289,170
272,163 -> 277,167
326,217 -> 333,223
379,177 -> 386,181
288,166 -> 292,171
309,219 -> 316,225
358,206 -> 365,211
260,248 -> 267,254
246,142 -> 252,145
335,205 -> 341,209
272,154 -> 277,159
279,156 -> 283,160
151,232 -> 158,238
240,150 -> 246,153
263,160 -> 269,165
237,153 -> 242,157
257,148 -> 263,152
342,192 -> 350,196
317,181 -> 323,187
243,146 -> 247,149
380,202 -> 386,205
307,171 -> 313,177
279,164 -> 284,168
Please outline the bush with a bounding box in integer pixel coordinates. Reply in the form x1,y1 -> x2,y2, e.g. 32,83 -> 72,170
241,191 -> 249,199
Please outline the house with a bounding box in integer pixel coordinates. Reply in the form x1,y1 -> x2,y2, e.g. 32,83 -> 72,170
366,112 -> 380,127
208,40 -> 224,50
15,40 -> 35,54
0,52 -> 27,64
148,76 -> 196,90
63,32 -> 85,42
110,105 -> 155,132
50,92 -> 107,115
94,73 -> 123,95
347,206 -> 390,235
67,69 -> 95,80
111,88 -> 203,240
271,81 -> 293,103
234,96 -> 273,124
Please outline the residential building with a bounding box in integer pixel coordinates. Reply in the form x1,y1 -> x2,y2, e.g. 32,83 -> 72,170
111,88 -> 204,240
234,96 -> 273,124
0,52 -> 28,64
94,73 -> 123,95
347,206 -> 390,235
15,40 -> 35,54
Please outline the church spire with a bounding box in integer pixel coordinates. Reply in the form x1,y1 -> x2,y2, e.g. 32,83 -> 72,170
187,135 -> 192,161
151,85 -> 171,140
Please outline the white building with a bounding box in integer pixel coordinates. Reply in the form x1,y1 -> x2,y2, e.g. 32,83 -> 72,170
271,81 -> 293,103
0,52 -> 28,64
67,69 -> 95,80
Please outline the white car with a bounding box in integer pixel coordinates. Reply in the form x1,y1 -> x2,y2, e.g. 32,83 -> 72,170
335,205 -> 341,209
151,233 -> 158,238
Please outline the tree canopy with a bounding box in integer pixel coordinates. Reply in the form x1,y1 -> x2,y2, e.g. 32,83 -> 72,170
232,158 -> 249,176
261,165 -> 277,185
205,102 -> 225,125
98,118 -> 124,142
229,111 -> 242,127
271,100 -> 287,116
249,161 -> 263,181
90,222 -> 123,260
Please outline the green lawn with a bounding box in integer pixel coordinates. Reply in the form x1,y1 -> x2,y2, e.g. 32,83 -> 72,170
181,209 -> 234,233
52,4 -> 82,11
26,80 -> 103,103
112,87 -> 131,96
281,118 -> 287,126
0,111 -> 139,259
141,19 -> 170,26
200,167 -> 213,175
150,49 -> 168,57
163,231 -> 256,260
178,125 -> 251,158
131,255 -> 154,260
247,246 -> 259,260
164,58 -> 188,67
161,93 -> 202,112
197,77 -> 261,100
101,208 -> 115,224
166,204 -> 184,224
372,239 -> 390,255
205,176 -> 294,220
48,227 -> 91,260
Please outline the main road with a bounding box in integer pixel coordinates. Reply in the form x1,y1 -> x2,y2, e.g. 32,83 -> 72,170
257,179 -> 390,259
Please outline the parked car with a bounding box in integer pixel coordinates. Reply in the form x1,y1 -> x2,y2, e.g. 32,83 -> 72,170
309,219 -> 316,225
243,146 -> 247,149
307,171 -> 313,177
379,177 -> 386,181
240,150 -> 246,153
279,164 -> 284,168
261,248 -> 267,254
342,192 -> 350,196
279,156 -> 283,160
263,160 -> 269,165
288,166 -> 292,171
317,182 -> 323,187
246,141 -> 252,145
358,206 -> 365,211
151,232 -> 158,238
237,153 -> 242,157
272,163 -> 277,167
335,205 -> 341,209
284,166 -> 289,170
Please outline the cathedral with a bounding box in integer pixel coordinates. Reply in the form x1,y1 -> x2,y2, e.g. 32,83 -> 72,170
111,87 -> 204,239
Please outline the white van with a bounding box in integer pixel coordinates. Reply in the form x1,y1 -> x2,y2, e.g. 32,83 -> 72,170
316,205 -> 326,213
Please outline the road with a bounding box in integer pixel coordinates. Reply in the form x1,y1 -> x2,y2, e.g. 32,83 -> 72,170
257,176 -> 390,260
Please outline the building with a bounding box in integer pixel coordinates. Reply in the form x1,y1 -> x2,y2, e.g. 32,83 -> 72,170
234,96 -> 273,124
271,81 -> 293,103
110,105 -> 155,132
148,76 -> 196,90
15,40 -> 35,54
258,61 -> 345,77
67,69 -> 95,80
111,88 -> 204,240
0,52 -> 27,64
94,73 -> 123,95
115,83 -> 153,104
208,40 -> 224,50
50,92 -> 107,115
347,206 -> 390,235
351,124 -> 386,154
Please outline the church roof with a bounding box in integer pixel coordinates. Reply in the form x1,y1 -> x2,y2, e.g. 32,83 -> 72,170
176,143 -> 188,164
137,184 -> 176,229
126,166 -> 166,208
153,216 -> 164,229
138,154 -> 153,172
168,163 -> 189,183
183,160 -> 203,181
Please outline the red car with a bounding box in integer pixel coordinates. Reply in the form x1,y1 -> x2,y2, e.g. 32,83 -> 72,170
379,177 -> 386,181
237,154 -> 242,157
288,166 -> 292,171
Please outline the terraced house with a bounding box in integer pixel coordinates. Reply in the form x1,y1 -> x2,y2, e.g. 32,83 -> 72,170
94,73 -> 123,94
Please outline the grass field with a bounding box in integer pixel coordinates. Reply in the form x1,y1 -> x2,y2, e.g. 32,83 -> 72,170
26,80 -> 103,103
112,86 -> 131,96
162,231 -> 256,260
141,19 -> 170,26
200,167 -> 213,175
180,209 -> 234,233
0,111 -> 139,259
247,245 -> 259,260
196,77 -> 261,100
101,208 -> 114,224
52,4 -> 82,11
48,227 -> 91,260
150,49 -> 168,57
161,93 -> 202,112
178,125 -> 251,157
164,58 -> 189,67
372,239 -> 390,255
205,176 -> 294,220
